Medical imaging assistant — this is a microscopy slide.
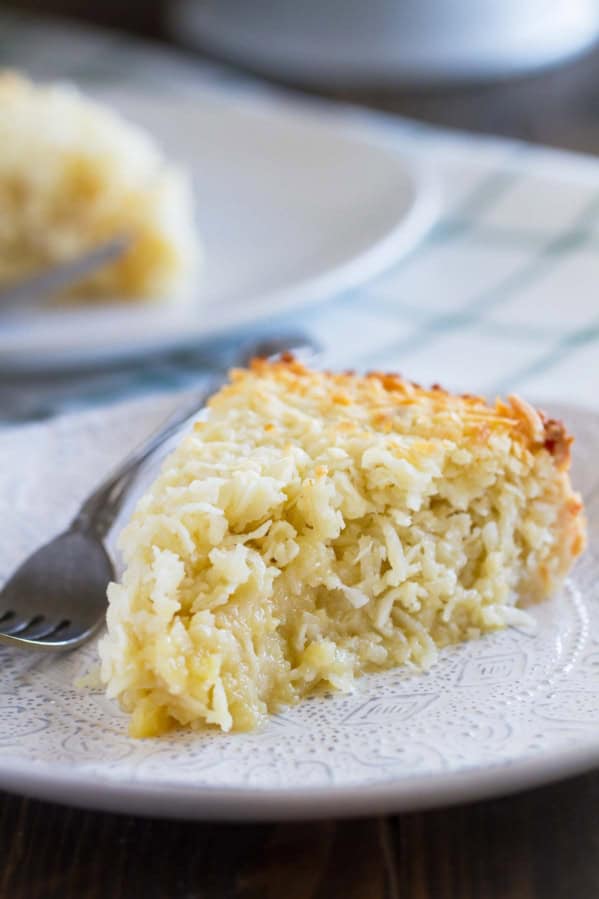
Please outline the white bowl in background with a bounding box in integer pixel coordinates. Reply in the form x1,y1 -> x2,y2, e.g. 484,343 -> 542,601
169,0 -> 599,86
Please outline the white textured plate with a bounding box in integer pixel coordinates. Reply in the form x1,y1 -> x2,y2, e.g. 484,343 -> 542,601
0,85 -> 435,370
0,398 -> 597,820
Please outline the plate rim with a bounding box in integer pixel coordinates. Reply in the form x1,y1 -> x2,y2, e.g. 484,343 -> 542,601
0,722 -> 598,820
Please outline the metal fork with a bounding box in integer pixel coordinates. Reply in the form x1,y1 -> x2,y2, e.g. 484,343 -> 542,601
0,236 -> 129,314
0,334 -> 316,652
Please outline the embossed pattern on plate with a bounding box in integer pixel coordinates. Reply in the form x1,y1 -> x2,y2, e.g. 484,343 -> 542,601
0,399 -> 597,817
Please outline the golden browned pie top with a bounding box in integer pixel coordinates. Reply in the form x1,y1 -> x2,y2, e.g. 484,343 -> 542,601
228,354 -> 573,471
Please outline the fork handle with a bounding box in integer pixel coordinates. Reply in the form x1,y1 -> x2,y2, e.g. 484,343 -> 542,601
72,376 -> 222,538
0,236 -> 130,313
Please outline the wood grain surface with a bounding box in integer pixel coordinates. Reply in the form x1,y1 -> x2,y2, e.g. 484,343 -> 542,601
2,770 -> 599,898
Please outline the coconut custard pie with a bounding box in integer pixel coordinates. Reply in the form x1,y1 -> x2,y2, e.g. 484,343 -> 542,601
100,357 -> 585,736
0,71 -> 198,301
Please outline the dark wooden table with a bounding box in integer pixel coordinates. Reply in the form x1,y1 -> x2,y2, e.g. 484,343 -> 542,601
2,770 -> 599,898
3,7 -> 599,897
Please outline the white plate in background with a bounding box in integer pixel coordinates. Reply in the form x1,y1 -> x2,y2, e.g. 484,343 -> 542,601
0,85 -> 436,370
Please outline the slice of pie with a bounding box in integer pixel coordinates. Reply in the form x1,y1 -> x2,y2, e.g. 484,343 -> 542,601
99,357 -> 585,736
0,71 -> 198,302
